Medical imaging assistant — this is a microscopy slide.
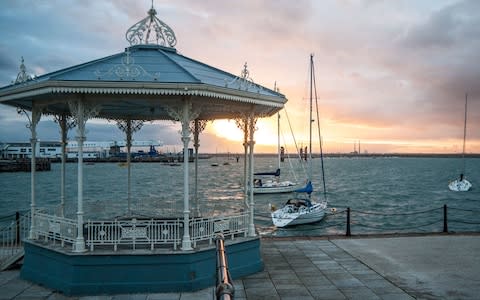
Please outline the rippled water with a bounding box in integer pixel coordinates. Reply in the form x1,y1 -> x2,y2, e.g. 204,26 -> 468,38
1,156 -> 479,236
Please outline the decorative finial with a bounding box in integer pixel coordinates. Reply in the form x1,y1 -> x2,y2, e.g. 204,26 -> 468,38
224,62 -> 262,93
241,62 -> 249,80
14,57 -> 33,84
125,2 -> 177,47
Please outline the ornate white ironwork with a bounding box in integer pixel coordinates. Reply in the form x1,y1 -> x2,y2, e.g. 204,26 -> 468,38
68,100 -> 101,137
125,2 -> 177,47
225,62 -> 263,92
116,119 -> 144,134
189,118 -> 208,134
53,114 -> 76,132
86,218 -> 181,251
94,48 -> 160,81
234,114 -> 258,142
17,106 -> 42,135
22,209 -> 248,252
33,211 -> 77,247
165,102 -> 200,124
14,57 -> 33,84
190,213 -> 249,247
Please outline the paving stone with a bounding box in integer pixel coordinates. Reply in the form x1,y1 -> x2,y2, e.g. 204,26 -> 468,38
340,287 -> 380,300
308,288 -> 347,300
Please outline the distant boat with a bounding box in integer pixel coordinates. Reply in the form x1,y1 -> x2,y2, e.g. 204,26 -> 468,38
448,94 -> 472,192
211,149 -> 220,166
271,55 -> 328,227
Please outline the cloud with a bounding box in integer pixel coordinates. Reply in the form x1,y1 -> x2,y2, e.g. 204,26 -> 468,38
0,0 -> 479,153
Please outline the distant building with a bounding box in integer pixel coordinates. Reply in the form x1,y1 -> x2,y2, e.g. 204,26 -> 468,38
1,141 -> 62,159
0,140 -> 163,159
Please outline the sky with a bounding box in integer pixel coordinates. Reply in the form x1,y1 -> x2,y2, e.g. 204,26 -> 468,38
0,0 -> 479,154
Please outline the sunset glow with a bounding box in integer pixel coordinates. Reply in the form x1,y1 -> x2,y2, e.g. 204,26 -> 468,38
0,1 -> 479,154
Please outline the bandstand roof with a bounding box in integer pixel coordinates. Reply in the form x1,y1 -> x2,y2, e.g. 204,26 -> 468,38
0,6 -> 286,121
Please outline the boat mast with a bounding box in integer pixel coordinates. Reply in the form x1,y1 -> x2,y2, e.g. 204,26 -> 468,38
277,112 -> 281,169
462,93 -> 468,175
308,54 -> 314,181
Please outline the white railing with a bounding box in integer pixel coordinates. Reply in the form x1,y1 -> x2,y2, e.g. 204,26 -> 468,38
6,210 -> 249,253
85,218 -> 182,251
0,212 -> 30,269
34,211 -> 77,248
190,213 -> 249,248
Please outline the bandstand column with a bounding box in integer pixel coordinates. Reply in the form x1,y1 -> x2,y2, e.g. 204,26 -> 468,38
116,119 -> 143,215
192,119 -> 207,217
181,100 -> 193,250
248,112 -> 257,237
69,99 -> 99,252
18,106 -> 41,239
54,114 -> 74,218
126,121 -> 133,214
235,116 -> 249,210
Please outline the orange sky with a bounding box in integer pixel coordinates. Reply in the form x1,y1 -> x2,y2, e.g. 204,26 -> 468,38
0,0 -> 479,154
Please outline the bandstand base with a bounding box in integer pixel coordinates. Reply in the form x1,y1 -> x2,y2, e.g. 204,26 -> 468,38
20,237 -> 263,296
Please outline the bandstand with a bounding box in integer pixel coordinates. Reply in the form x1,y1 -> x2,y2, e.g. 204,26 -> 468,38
0,5 -> 286,296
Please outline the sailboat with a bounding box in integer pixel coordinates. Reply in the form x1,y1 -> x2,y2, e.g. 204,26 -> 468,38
271,54 -> 328,227
448,94 -> 472,192
211,148 -> 219,167
253,112 -> 303,194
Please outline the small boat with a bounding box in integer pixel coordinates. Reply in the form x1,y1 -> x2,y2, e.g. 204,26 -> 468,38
271,54 -> 328,227
449,174 -> 472,192
271,181 -> 327,227
254,169 -> 302,194
448,94 -> 472,192
253,112 -> 302,194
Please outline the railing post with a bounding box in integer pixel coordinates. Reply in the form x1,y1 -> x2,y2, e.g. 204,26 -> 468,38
443,204 -> 448,233
346,207 -> 351,237
15,211 -> 20,244
215,234 -> 235,300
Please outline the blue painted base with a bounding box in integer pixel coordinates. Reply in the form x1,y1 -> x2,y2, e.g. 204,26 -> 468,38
20,237 -> 263,296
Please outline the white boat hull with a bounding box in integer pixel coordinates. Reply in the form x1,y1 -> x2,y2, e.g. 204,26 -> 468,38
448,179 -> 472,192
271,201 -> 327,227
254,181 -> 303,194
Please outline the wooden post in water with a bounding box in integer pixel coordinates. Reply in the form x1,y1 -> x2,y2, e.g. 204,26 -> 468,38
443,204 -> 448,233
346,207 -> 351,237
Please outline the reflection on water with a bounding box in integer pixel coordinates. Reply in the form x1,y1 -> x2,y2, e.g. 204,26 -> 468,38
0,156 -> 479,236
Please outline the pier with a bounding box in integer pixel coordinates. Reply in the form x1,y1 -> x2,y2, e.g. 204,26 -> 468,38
0,159 -> 51,172
1,234 -> 479,299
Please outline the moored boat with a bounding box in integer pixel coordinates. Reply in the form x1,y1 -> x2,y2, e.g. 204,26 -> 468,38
271,54 -> 328,227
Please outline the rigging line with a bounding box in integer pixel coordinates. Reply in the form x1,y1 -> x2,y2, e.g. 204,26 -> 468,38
311,55 -> 328,202
284,108 -> 307,177
462,93 -> 468,175
279,126 -> 300,182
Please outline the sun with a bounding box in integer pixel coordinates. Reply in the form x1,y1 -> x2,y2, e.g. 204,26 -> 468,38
210,120 -> 244,142
209,119 -> 279,147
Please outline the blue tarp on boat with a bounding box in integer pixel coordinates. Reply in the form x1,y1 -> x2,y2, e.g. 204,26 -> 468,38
295,181 -> 313,194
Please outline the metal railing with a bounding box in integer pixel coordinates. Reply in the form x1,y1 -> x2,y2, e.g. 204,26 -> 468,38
34,211 -> 77,248
215,234 -> 235,300
86,218 -> 182,251
190,213 -> 249,248
0,212 -> 30,270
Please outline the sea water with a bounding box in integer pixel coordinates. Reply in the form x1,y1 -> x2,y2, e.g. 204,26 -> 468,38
0,156 -> 479,236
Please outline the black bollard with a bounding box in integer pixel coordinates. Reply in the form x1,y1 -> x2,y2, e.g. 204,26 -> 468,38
15,211 -> 20,244
443,204 -> 448,233
346,207 -> 351,237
